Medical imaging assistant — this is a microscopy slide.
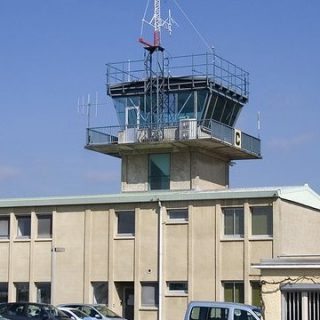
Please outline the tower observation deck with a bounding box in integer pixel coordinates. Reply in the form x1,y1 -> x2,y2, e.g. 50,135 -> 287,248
86,52 -> 261,161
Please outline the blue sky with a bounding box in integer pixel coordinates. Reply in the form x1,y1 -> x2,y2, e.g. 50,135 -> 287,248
0,0 -> 319,198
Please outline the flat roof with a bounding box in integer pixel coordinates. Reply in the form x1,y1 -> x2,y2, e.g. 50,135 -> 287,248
0,185 -> 319,210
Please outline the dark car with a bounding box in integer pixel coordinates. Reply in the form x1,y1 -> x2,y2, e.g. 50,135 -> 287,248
0,303 -> 69,320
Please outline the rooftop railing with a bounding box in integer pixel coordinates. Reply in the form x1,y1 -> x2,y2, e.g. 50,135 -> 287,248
86,119 -> 260,157
106,52 -> 249,98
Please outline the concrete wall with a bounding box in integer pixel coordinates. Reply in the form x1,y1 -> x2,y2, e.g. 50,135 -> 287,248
122,151 -> 228,192
279,200 -> 320,255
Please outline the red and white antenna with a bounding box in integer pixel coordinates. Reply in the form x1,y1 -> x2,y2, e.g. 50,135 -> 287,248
139,0 -> 177,49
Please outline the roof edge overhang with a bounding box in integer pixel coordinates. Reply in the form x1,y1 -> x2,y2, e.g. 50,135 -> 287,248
0,185 -> 319,210
0,187 -> 282,208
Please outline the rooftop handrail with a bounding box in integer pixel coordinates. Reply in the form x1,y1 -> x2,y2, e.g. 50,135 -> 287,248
106,52 -> 249,97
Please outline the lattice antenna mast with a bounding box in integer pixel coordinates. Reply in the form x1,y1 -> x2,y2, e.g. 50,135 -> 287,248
139,0 -> 176,48
138,0 -> 177,126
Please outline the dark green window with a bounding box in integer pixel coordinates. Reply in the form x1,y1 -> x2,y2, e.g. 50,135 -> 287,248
148,154 -> 170,190
251,281 -> 262,306
251,206 -> 273,236
224,282 -> 244,303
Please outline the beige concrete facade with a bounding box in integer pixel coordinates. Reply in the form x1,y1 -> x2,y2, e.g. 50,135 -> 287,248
121,150 -> 229,192
0,187 -> 320,320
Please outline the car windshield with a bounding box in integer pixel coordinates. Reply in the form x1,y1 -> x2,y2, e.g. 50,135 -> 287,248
94,306 -> 120,318
71,310 -> 88,319
43,305 -> 66,317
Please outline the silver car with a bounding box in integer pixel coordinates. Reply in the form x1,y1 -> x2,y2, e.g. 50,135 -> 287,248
58,305 -> 125,320
58,307 -> 93,320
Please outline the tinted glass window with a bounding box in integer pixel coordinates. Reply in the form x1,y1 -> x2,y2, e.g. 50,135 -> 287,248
0,217 -> 9,239
117,211 -> 135,235
149,154 -> 170,190
251,206 -> 273,236
17,216 -> 31,238
37,215 -> 52,238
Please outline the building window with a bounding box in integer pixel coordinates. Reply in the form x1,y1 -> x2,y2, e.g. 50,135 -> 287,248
251,206 -> 273,236
15,283 -> 29,302
16,216 -> 31,239
116,211 -> 135,236
167,209 -> 188,222
167,281 -> 188,294
92,282 -> 108,305
141,282 -> 159,307
223,282 -> 244,303
251,281 -> 261,307
0,283 -> 8,303
0,217 -> 9,239
223,207 -> 244,237
36,282 -> 51,304
37,215 -> 52,238
148,154 -> 170,190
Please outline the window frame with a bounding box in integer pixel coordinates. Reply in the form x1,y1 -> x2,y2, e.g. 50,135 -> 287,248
167,281 -> 188,295
141,282 -> 159,308
37,214 -> 52,239
0,216 -> 10,240
251,206 -> 273,238
36,282 -> 51,304
116,211 -> 135,237
16,216 -> 31,239
250,281 -> 262,307
167,208 -> 188,223
0,283 -> 8,303
15,282 -> 29,302
92,281 -> 108,305
223,207 -> 244,238
223,281 -> 244,303
148,153 -> 170,190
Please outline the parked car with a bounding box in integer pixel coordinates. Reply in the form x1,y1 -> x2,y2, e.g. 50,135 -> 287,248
57,305 -> 125,320
58,308 -> 93,320
0,303 -> 69,320
184,301 -> 261,320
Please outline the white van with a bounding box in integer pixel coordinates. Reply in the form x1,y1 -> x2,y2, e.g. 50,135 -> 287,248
184,301 -> 261,320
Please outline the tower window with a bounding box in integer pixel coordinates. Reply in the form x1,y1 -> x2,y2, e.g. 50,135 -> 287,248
148,154 -> 170,190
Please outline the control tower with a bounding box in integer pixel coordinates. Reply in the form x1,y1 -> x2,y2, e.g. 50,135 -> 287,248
85,2 -> 261,192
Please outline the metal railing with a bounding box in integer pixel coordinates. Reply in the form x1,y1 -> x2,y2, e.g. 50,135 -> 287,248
106,52 -> 249,98
86,119 -> 260,157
